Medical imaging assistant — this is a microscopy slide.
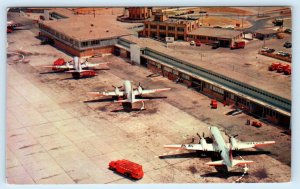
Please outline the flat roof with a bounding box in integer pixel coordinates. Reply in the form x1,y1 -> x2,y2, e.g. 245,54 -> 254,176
49,8 -> 76,18
255,29 -> 278,34
41,15 -> 133,41
121,35 -> 291,100
164,18 -> 195,24
188,27 -> 242,38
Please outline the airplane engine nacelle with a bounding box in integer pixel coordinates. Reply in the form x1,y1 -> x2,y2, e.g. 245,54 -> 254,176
200,138 -> 208,151
230,137 -> 238,150
115,87 -> 120,96
138,86 -> 143,95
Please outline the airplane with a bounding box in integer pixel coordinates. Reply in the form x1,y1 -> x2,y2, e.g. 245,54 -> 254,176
87,80 -> 171,109
43,57 -> 110,72
164,126 -> 275,170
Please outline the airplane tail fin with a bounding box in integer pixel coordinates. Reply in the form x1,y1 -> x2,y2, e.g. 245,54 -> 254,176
232,159 -> 254,167
206,160 -> 225,166
133,99 -> 150,103
206,159 -> 254,167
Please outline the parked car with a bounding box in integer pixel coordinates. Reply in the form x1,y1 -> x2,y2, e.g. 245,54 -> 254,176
277,51 -> 290,57
284,41 -> 292,48
284,28 -> 292,34
261,47 -> 275,53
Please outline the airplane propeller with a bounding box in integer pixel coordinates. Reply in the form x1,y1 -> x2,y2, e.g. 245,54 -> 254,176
112,85 -> 122,89
138,82 -> 144,89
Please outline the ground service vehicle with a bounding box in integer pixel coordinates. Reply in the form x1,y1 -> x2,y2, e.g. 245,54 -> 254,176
284,66 -> 291,75
230,41 -> 245,49
269,63 -> 282,71
277,64 -> 288,73
190,41 -> 195,46
211,99 -> 218,109
195,40 -> 201,46
53,58 -> 66,66
252,121 -> 262,128
109,160 -> 144,180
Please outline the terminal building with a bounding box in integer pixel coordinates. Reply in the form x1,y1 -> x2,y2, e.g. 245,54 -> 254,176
39,15 -> 132,57
187,27 -> 243,47
114,36 -> 291,128
143,13 -> 201,41
142,13 -> 243,47
38,10 -> 291,129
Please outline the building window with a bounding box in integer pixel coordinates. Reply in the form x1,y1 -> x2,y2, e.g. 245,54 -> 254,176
209,85 -> 224,94
159,25 -> 166,30
91,40 -> 100,46
177,27 -> 185,32
181,73 -> 190,80
173,70 -> 179,75
163,66 -> 172,72
150,25 -> 157,29
168,26 -> 175,31
81,41 -> 89,47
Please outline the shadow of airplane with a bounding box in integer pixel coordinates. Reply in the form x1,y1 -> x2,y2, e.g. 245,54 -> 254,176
83,98 -> 114,103
201,171 -> 248,179
111,108 -> 144,113
159,152 -> 213,159
136,96 -> 167,100
39,71 -> 66,74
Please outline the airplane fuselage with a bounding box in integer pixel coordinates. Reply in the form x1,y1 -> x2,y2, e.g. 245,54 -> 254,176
210,127 -> 233,167
123,80 -> 135,104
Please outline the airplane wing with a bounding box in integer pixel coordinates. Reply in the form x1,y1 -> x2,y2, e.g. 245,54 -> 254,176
43,65 -> 70,69
87,91 -> 124,97
133,88 -> 171,95
228,141 -> 275,150
85,62 -> 111,69
164,143 -> 215,151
